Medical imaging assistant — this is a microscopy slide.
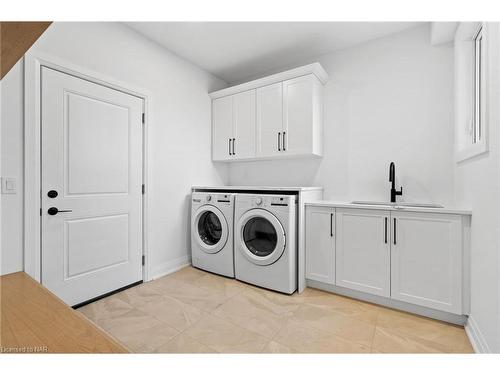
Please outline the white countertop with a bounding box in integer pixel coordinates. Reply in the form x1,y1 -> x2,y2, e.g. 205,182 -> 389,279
192,186 -> 323,192
305,201 -> 472,215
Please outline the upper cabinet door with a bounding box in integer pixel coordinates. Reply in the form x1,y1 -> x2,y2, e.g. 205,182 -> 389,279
283,75 -> 322,156
336,208 -> 391,297
391,212 -> 463,314
212,96 -> 233,161
232,90 -> 256,160
256,83 -> 283,158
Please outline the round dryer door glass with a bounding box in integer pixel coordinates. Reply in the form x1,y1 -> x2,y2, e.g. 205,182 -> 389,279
243,217 -> 278,257
198,211 -> 222,246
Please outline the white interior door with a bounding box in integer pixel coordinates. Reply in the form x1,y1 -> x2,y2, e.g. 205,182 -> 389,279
41,67 -> 143,306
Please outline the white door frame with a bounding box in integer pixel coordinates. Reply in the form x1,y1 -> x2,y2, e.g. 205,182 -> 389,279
24,51 -> 152,283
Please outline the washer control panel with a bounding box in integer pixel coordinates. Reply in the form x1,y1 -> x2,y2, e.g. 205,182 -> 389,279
249,195 -> 296,208
192,193 -> 232,205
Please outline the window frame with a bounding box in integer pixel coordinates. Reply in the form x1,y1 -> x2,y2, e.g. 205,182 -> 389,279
456,22 -> 489,163
472,25 -> 483,144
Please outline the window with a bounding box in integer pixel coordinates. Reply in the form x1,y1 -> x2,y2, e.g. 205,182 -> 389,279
472,25 -> 483,144
455,22 -> 488,162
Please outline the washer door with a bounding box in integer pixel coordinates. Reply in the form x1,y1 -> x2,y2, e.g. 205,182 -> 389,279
237,209 -> 285,266
194,205 -> 228,254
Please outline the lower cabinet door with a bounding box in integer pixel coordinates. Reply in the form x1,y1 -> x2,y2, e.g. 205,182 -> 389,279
305,206 -> 335,284
391,212 -> 462,314
336,208 -> 391,297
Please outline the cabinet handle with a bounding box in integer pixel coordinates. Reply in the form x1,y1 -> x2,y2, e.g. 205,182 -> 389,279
278,132 -> 281,151
283,131 -> 286,151
330,213 -> 333,237
233,138 -> 236,155
384,217 -> 388,244
228,138 -> 231,155
393,218 -> 397,245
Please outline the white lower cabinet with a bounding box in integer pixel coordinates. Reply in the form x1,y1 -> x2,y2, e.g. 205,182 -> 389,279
335,208 -> 391,297
391,211 -> 463,314
305,206 -> 335,284
304,204 -> 468,316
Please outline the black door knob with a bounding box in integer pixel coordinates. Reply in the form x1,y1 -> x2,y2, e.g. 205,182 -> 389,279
48,207 -> 59,215
47,190 -> 58,198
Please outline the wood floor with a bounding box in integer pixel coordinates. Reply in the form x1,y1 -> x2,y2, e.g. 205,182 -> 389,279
0,272 -> 126,353
78,266 -> 474,353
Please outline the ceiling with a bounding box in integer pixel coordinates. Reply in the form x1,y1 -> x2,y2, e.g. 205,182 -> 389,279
125,22 -> 423,83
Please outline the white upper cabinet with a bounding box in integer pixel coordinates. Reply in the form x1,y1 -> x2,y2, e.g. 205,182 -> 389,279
283,75 -> 323,156
335,208 -> 391,297
256,83 -> 283,157
233,90 -> 256,160
212,96 -> 233,161
210,63 -> 328,162
212,90 -> 256,161
391,211 -> 463,314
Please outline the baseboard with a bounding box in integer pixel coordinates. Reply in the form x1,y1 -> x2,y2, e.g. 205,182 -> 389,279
306,279 -> 467,326
465,315 -> 491,353
150,255 -> 191,280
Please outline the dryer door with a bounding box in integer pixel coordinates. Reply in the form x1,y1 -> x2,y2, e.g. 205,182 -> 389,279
237,209 -> 286,266
194,205 -> 228,254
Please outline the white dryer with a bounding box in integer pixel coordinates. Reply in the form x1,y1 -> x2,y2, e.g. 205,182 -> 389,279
191,192 -> 234,277
234,194 -> 297,294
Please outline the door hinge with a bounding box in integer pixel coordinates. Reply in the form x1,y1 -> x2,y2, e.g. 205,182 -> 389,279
40,208 -> 42,216
142,255 -> 145,266
142,113 -> 145,124
142,184 -> 145,195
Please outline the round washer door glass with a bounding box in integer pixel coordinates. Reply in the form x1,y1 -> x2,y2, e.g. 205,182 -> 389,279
194,205 -> 228,254
198,211 -> 222,246
237,209 -> 285,266
243,217 -> 277,257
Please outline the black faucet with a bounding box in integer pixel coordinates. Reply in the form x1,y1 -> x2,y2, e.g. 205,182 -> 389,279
389,162 -> 403,203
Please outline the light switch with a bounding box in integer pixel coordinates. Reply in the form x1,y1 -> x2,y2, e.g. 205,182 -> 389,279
1,177 -> 17,194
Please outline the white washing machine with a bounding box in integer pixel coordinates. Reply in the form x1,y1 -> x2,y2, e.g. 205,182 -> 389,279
191,192 -> 234,278
234,194 -> 297,294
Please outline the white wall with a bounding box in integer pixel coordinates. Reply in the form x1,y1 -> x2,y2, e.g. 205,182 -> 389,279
1,60 -> 25,275
0,22 -> 229,278
229,25 -> 456,206
455,22 -> 500,353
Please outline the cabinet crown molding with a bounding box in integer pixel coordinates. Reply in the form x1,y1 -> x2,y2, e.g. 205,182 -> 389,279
209,62 -> 329,99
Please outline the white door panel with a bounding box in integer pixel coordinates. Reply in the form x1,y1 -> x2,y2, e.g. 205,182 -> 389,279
305,206 -> 335,284
66,92 -> 130,194
212,96 -> 233,161
256,83 -> 283,157
283,75 -> 314,155
65,214 -> 129,278
391,212 -> 462,314
41,67 -> 143,306
233,90 -> 256,159
336,208 -> 390,297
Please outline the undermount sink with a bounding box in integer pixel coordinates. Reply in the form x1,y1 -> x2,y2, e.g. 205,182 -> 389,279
351,201 -> 444,209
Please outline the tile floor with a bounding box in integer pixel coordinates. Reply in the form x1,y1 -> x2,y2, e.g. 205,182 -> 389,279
78,266 -> 474,353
